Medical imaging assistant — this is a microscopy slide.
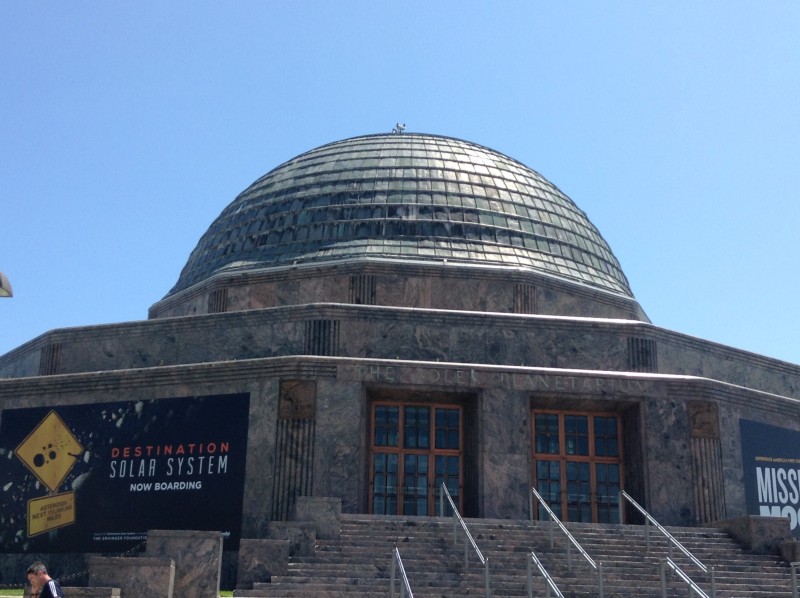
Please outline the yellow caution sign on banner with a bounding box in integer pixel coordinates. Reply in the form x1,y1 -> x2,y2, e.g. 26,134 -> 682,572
27,492 -> 76,536
16,410 -> 83,493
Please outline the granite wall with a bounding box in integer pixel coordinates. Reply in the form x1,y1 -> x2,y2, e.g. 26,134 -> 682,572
3,356 -> 800,527
2,355 -> 800,588
148,261 -> 646,322
4,300 -> 800,407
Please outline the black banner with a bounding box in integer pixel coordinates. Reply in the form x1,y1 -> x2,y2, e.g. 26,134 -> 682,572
740,418 -> 800,537
0,393 -> 250,553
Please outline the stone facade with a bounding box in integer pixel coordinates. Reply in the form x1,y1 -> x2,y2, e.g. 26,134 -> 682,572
2,354 -> 797,530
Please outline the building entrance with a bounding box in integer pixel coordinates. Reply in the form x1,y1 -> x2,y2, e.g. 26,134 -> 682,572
369,402 -> 462,516
532,410 -> 623,523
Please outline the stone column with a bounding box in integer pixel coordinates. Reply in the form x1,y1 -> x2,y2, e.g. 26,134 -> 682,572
145,529 -> 224,598
689,401 -> 726,523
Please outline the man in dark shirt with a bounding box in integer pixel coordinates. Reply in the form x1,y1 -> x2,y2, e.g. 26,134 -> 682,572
26,561 -> 64,598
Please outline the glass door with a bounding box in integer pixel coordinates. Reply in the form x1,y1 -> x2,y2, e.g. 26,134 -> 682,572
532,410 -> 622,523
370,402 -> 462,516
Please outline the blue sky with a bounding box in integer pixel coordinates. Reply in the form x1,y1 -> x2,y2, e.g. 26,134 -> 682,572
2,2 -> 799,364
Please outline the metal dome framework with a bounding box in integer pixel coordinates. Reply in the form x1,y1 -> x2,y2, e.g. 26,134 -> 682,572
168,133 -> 632,298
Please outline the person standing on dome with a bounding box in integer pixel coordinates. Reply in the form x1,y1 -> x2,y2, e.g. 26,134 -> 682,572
26,561 -> 64,598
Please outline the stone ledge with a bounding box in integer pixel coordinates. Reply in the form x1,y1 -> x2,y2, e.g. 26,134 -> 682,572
292,496 -> 341,540
62,588 -> 121,598
89,556 -> 175,598
713,515 -> 793,555
145,529 -> 224,598
267,521 -> 316,556
778,539 -> 800,563
235,539 -> 290,589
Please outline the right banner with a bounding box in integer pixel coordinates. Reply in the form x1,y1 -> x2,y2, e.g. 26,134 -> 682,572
740,418 -> 800,536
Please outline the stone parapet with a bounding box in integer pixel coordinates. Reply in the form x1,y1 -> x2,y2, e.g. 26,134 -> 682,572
235,539 -> 290,589
267,521 -> 317,556
62,588 -> 121,597
713,515 -> 792,555
778,539 -> 800,563
145,529 -> 223,598
292,496 -> 341,540
88,556 -> 174,598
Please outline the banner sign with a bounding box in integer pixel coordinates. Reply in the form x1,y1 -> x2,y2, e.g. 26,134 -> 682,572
0,393 -> 250,553
740,419 -> 800,537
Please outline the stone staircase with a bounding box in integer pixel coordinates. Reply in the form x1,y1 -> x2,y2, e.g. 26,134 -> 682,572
234,514 -> 797,597
540,521 -> 795,597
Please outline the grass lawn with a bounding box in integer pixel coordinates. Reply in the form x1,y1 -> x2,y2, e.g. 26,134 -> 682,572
0,593 -> 234,597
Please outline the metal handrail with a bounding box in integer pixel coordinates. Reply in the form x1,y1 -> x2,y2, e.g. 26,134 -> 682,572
438,483 -> 491,597
528,551 -> 564,598
389,546 -> 414,597
530,486 -> 597,570
661,557 -> 710,598
530,486 -> 604,597
619,490 -> 708,573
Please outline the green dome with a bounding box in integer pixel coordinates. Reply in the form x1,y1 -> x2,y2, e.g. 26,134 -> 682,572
168,133 -> 632,297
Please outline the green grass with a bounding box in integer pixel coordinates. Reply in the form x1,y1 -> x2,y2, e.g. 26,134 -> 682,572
0,593 -> 234,597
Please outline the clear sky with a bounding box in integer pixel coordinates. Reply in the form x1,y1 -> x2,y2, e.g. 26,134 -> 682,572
2,2 -> 799,364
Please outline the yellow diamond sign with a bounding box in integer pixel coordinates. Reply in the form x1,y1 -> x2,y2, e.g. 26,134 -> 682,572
16,411 -> 83,493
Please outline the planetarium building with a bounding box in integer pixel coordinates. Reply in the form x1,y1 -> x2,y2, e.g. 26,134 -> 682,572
2,133 -> 800,591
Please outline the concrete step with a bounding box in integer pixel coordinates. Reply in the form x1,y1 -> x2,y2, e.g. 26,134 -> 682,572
240,514 -> 798,597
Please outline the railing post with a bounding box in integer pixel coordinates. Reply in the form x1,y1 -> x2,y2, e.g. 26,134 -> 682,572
792,561 -> 799,598
619,491 -> 625,524
645,516 -> 651,551
484,557 -> 490,598
464,532 -> 469,567
660,559 -> 667,598
566,540 -> 572,570
453,510 -> 458,546
529,488 -> 534,523
710,565 -> 715,598
548,511 -> 554,548
527,559 -> 533,598
390,551 -> 397,598
598,561 -> 604,598
439,483 -> 443,517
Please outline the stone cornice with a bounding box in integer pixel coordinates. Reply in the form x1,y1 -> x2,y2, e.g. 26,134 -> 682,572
149,257 -> 642,318
2,355 -> 797,420
0,356 -> 337,398
5,303 -> 799,376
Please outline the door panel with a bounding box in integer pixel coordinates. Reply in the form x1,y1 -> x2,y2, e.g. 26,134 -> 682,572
532,410 -> 623,523
370,403 -> 462,516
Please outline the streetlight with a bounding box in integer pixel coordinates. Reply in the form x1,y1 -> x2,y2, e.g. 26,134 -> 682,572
0,271 -> 12,297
